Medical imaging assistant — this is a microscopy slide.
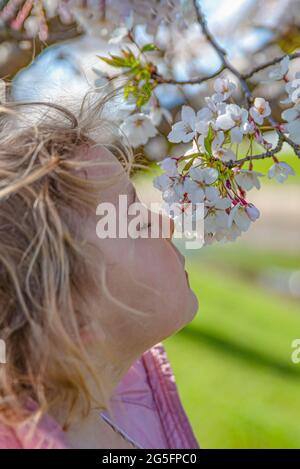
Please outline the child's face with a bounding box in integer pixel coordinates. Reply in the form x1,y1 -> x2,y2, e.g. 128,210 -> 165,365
83,145 -> 198,364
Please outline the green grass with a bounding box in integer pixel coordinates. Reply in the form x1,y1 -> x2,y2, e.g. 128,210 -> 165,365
163,247 -> 300,448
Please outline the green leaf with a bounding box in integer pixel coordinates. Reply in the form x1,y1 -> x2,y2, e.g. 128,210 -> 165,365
98,55 -> 129,68
141,43 -> 160,53
204,126 -> 214,156
183,158 -> 196,173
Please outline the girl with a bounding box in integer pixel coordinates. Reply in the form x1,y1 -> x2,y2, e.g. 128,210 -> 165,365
0,96 -> 199,449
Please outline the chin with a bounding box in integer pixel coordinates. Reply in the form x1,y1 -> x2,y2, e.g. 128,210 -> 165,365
189,289 -> 199,320
171,289 -> 199,335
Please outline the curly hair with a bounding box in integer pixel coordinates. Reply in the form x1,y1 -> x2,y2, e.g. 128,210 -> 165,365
0,93 -> 134,431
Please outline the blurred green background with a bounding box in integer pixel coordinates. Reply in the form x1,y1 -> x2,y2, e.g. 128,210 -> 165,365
165,246 -> 300,449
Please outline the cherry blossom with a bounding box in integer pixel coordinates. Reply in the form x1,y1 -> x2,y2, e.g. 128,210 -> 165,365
268,162 -> 295,183
235,170 -> 263,191
215,104 -> 249,143
249,98 -> 271,125
199,96 -> 226,123
212,146 -> 236,162
268,56 -> 290,81
282,104 -> 300,144
159,157 -> 179,176
168,106 -> 200,143
228,203 -> 253,232
204,196 -> 232,233
213,78 -> 236,101
282,74 -> 300,104
120,113 -> 157,147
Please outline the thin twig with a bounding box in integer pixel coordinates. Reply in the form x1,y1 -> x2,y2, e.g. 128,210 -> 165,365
153,65 -> 225,85
192,0 -> 252,104
243,52 -> 300,79
225,134 -> 284,168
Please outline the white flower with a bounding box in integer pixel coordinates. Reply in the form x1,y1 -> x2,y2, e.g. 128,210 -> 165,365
268,162 -> 295,183
201,95 -> 226,121
285,119 -> 300,144
228,203 -> 252,232
211,131 -> 235,161
153,173 -> 171,192
159,157 -> 178,176
235,170 -> 263,191
268,56 -> 289,81
216,104 -> 248,143
213,78 -> 236,101
209,196 -> 232,210
155,171 -> 202,205
177,178 -> 205,203
249,98 -> 271,125
282,104 -> 300,144
254,131 -> 273,150
213,146 -> 236,162
204,197 -> 232,233
168,106 -> 198,143
189,166 -> 219,185
149,106 -> 173,126
197,106 -> 213,124
224,223 -> 242,241
164,177 -> 200,204
188,166 -> 219,203
121,113 -> 157,148
205,209 -> 229,233
282,77 -> 300,105
195,121 -> 210,149
243,120 -> 256,134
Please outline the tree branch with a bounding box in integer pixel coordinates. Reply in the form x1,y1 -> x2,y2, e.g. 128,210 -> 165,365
242,52 -> 300,80
192,0 -> 253,103
153,65 -> 225,86
225,134 -> 284,168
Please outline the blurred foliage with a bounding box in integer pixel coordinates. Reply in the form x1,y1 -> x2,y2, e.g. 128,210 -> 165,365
278,25 -> 300,53
165,246 -> 300,448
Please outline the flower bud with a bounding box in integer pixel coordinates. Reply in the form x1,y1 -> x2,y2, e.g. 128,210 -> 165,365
245,203 -> 260,221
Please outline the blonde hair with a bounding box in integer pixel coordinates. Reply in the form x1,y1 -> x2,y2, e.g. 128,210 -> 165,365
0,92 -> 135,430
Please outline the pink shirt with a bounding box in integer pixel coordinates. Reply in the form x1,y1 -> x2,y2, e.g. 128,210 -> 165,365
0,343 -> 199,449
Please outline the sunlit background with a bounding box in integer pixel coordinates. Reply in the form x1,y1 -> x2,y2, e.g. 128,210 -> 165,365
1,0 -> 300,449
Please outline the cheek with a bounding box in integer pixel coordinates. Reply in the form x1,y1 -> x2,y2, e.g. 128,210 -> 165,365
94,236 -> 198,351
129,239 -> 198,333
